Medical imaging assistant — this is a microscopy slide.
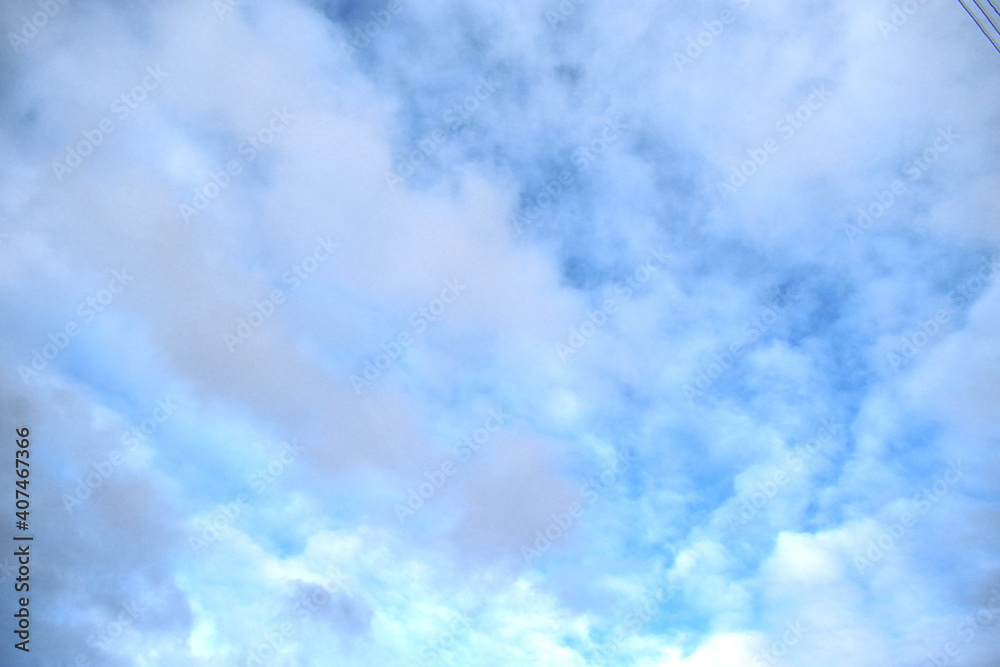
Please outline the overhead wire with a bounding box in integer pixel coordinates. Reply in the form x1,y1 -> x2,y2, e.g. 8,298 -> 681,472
957,0 -> 1000,55
972,0 -> 1000,38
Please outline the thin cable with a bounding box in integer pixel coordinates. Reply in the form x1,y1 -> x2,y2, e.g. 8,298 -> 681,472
972,0 -> 1000,38
988,0 -> 1000,17
958,0 -> 1000,55
966,0 -> 1000,51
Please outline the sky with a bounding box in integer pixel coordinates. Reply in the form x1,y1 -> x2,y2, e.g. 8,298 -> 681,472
1,0 -> 999,665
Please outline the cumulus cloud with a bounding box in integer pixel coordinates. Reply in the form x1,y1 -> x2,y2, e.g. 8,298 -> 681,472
1,0 -> 999,664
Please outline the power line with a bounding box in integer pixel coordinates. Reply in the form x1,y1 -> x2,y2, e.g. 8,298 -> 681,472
966,0 -> 1000,51
958,0 -> 1000,55
972,0 -> 1000,37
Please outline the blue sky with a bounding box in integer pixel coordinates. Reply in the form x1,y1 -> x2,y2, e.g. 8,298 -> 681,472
1,0 -> 999,665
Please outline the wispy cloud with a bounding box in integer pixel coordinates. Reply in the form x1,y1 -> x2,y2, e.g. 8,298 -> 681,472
1,0 -> 999,664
